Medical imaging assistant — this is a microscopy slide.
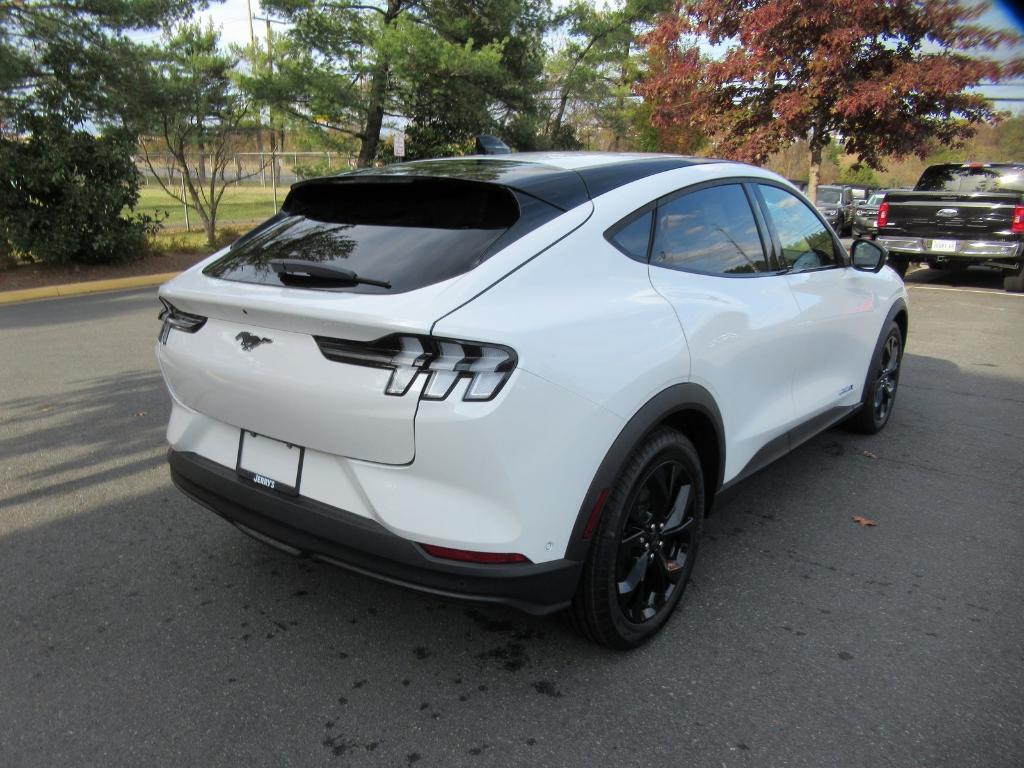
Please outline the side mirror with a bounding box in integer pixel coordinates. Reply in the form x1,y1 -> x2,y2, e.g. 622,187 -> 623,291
850,239 -> 887,273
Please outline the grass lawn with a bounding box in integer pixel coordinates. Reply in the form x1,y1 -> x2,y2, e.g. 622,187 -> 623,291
137,184 -> 281,253
137,184 -> 280,231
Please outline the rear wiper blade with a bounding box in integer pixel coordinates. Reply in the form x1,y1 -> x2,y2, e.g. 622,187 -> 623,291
270,259 -> 392,289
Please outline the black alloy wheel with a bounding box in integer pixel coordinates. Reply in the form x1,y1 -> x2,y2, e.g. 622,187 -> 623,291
872,332 -> 901,424
616,458 -> 697,624
846,321 -> 903,435
567,427 -> 705,649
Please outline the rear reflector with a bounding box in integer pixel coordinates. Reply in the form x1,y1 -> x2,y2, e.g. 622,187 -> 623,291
877,201 -> 889,228
419,544 -> 530,564
1012,204 -> 1024,234
582,489 -> 610,539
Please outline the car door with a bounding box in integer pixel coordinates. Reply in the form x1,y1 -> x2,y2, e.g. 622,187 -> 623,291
640,180 -> 804,482
754,182 -> 879,424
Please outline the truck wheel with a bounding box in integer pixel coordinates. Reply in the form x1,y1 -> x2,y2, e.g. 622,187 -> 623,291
1005,265 -> 1024,293
889,253 -> 909,278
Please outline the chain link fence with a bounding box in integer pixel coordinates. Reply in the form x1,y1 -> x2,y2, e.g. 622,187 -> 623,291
135,151 -> 353,188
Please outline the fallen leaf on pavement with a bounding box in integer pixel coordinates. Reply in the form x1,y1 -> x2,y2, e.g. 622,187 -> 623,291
861,450 -> 878,459
133,410 -> 147,417
852,515 -> 878,527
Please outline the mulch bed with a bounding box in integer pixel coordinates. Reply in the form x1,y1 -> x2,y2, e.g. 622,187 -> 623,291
0,252 -> 206,293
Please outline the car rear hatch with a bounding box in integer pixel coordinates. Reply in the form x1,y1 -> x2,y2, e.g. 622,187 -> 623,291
157,171 -> 588,465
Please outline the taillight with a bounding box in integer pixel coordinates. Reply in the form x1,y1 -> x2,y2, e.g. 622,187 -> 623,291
419,543 -> 530,564
1012,203 -> 1024,234
158,299 -> 207,343
877,201 -> 889,228
314,334 -> 517,402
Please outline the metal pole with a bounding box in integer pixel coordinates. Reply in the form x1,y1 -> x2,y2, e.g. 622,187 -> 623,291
181,174 -> 190,232
266,17 -> 278,213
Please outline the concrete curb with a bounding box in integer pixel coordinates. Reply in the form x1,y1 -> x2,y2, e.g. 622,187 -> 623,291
0,272 -> 179,306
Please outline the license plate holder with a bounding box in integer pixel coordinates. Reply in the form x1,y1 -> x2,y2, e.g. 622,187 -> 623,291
236,430 -> 303,496
930,239 -> 957,253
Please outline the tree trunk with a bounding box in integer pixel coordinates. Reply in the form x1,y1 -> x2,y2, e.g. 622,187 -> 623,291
356,0 -> 401,168
357,63 -> 389,167
807,143 -> 821,204
198,139 -> 208,184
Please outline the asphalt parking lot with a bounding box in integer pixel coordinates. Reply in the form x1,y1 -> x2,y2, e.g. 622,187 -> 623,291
1,265 -> 1022,767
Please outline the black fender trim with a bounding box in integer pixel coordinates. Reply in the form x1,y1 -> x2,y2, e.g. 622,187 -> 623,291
563,383 -> 725,562
860,298 -> 909,407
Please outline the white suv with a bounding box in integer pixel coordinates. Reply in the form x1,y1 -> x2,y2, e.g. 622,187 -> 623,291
157,153 -> 908,648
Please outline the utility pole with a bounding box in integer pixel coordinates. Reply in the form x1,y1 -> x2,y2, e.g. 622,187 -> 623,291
254,15 -> 286,214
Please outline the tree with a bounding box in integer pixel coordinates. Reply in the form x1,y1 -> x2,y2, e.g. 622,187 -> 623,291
0,0 -> 191,126
0,0 -> 188,263
639,0 -> 1024,201
543,0 -> 677,151
139,23 -> 258,246
839,163 -> 880,187
0,116 -> 158,264
248,0 -> 547,166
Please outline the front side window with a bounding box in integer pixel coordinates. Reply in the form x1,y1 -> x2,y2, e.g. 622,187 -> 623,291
650,184 -> 768,275
759,185 -> 841,272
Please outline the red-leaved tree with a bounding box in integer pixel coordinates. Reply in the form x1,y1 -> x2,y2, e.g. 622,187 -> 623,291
638,0 -> 1024,200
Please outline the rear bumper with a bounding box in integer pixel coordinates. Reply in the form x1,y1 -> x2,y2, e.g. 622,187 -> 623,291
878,236 -> 1021,260
169,449 -> 582,615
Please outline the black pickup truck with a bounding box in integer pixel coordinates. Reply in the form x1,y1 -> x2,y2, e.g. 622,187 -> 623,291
877,163 -> 1024,291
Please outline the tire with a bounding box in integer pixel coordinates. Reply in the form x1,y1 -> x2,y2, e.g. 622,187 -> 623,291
845,321 -> 903,435
1004,262 -> 1024,293
889,253 -> 909,278
566,427 -> 705,649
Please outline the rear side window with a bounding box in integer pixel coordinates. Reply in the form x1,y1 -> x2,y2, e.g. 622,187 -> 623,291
915,165 -> 1024,194
758,184 -> 841,272
607,210 -> 653,261
650,184 -> 768,275
204,178 -> 557,294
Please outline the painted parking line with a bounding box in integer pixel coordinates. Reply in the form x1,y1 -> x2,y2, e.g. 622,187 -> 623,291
907,284 -> 1024,297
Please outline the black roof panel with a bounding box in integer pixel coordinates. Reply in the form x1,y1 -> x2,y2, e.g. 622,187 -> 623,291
295,155 -> 715,211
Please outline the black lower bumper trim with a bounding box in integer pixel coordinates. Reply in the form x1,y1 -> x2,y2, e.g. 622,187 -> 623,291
168,450 -> 581,615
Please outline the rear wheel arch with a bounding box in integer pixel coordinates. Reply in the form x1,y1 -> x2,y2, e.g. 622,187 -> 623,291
893,306 -> 908,350
564,383 -> 725,562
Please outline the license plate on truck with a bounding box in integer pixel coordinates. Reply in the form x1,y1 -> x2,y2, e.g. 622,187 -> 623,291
930,239 -> 957,253
236,431 -> 303,495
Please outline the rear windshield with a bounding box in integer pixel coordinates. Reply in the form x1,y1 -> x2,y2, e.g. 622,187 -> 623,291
915,165 -> 1024,194
816,188 -> 841,205
204,178 -> 556,293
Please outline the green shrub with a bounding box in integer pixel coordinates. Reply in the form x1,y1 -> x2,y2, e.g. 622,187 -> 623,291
0,116 -> 160,264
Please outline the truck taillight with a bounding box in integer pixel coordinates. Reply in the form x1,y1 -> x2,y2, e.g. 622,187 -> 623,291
1012,203 -> 1024,234
877,201 -> 889,228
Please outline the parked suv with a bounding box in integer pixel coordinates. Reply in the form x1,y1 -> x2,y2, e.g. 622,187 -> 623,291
853,190 -> 894,238
815,184 -> 855,235
158,153 -> 908,648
